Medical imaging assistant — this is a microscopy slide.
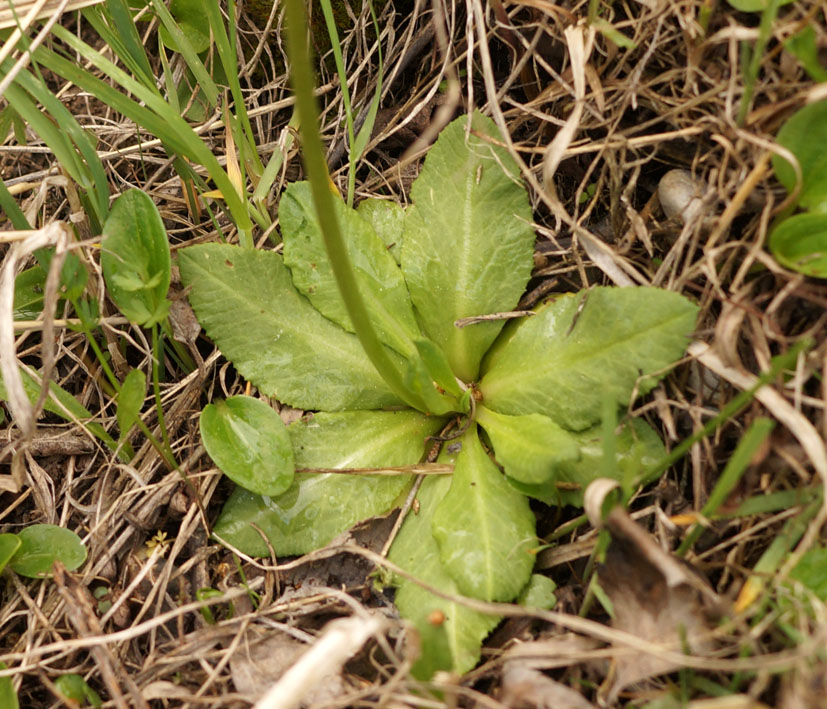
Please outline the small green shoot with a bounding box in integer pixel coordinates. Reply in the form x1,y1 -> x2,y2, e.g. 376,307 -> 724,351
8,525 -> 87,578
54,674 -> 102,708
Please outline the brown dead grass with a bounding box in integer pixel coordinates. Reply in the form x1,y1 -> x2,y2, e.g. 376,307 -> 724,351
2,0 -> 827,706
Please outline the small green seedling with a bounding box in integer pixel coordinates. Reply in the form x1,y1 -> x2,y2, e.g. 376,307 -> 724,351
770,100 -> 827,277
54,674 -> 103,708
3,525 -> 86,579
180,111 -> 698,676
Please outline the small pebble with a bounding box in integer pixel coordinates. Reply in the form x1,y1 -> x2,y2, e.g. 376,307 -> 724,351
658,169 -> 701,223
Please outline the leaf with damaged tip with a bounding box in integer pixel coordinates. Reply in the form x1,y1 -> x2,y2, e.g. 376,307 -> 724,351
506,418 -> 665,507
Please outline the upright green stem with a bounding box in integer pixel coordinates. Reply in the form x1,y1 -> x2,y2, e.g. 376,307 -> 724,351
151,324 -> 174,459
283,0 -> 425,411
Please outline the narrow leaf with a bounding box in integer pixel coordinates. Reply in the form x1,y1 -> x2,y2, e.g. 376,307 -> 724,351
200,396 -> 294,496
214,410 -> 445,556
101,189 -> 171,327
401,112 -> 535,381
9,525 -> 87,578
116,369 -> 146,439
389,474 -> 501,678
431,425 -> 536,601
480,287 -> 698,431
281,181 -> 420,356
476,405 -> 580,484
178,243 -> 404,411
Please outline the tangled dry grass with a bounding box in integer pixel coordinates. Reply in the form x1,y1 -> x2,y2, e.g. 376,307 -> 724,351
2,0 -> 827,706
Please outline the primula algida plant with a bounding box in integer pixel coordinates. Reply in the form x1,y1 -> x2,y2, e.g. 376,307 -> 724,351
178,112 -> 698,677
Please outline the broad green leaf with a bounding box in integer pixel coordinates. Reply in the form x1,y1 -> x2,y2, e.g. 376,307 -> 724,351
281,181 -> 420,357
116,369 -> 146,439
480,288 -> 698,431
431,425 -> 536,601
401,111 -> 535,381
101,189 -> 171,327
0,534 -> 21,575
506,418 -> 665,507
769,213 -> 827,278
356,198 -> 405,264
178,243 -> 404,411
773,101 -> 827,213
214,410 -> 445,556
789,546 -> 827,600
0,663 -> 18,709
389,474 -> 501,678
54,674 -> 102,708
9,524 -> 87,578
476,405 -> 580,484
200,396 -> 294,496
13,266 -> 46,320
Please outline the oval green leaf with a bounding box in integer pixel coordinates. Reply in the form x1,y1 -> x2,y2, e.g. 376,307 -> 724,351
0,534 -> 21,575
769,212 -> 827,278
772,100 -> 827,212
201,395 -> 294,496
9,524 -> 87,578
101,189 -> 171,327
